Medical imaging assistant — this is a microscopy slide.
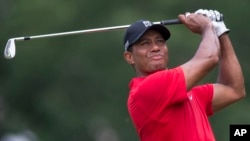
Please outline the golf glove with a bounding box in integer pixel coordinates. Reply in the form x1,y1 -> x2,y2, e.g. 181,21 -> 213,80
195,9 -> 230,37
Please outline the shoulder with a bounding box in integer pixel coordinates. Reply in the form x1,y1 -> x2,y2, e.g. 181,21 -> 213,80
190,84 -> 214,99
129,67 -> 184,88
191,84 -> 214,93
189,84 -> 214,105
147,66 -> 184,80
129,77 -> 145,89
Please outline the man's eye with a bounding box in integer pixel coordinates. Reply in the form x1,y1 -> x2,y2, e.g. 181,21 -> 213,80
157,39 -> 165,43
140,41 -> 149,46
156,40 -> 166,45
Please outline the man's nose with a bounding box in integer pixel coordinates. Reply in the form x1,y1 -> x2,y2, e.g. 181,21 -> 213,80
151,43 -> 161,52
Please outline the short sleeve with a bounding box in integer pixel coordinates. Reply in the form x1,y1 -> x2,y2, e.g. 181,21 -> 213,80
190,84 -> 214,116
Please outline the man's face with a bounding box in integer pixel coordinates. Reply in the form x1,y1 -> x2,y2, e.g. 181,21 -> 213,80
124,29 -> 169,76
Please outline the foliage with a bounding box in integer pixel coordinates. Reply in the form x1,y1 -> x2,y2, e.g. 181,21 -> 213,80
0,0 -> 250,141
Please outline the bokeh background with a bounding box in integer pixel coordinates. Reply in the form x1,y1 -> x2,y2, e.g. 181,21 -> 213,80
0,0 -> 249,141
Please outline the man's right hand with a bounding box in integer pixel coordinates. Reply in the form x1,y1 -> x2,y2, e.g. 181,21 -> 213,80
178,12 -> 215,35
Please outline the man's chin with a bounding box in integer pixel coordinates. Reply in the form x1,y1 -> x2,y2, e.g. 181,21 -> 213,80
149,64 -> 167,73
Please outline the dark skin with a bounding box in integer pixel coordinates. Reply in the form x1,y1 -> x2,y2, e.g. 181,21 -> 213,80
124,30 -> 169,76
124,13 -> 245,113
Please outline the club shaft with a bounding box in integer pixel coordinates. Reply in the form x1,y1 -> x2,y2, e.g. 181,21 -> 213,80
13,19 -> 181,41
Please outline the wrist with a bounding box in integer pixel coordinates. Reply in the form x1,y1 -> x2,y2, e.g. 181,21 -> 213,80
218,29 -> 230,37
202,23 -> 216,36
212,19 -> 230,37
215,24 -> 230,37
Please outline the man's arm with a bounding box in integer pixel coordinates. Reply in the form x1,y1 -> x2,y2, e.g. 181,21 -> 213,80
192,9 -> 246,112
212,34 -> 246,113
178,13 -> 220,91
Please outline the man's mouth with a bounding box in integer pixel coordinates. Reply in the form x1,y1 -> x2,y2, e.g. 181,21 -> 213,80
149,54 -> 164,60
151,55 -> 163,60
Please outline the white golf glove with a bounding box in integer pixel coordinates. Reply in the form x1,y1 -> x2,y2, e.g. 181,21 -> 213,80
195,9 -> 230,37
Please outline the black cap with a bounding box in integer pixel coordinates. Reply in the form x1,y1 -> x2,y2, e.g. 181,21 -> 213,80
123,20 -> 171,51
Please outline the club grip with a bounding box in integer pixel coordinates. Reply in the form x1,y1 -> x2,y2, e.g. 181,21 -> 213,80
161,19 -> 182,25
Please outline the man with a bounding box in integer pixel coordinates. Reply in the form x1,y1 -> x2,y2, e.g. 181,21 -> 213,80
123,9 -> 245,141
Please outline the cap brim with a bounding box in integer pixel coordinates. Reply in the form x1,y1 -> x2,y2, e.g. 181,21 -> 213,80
148,25 -> 171,41
131,24 -> 171,47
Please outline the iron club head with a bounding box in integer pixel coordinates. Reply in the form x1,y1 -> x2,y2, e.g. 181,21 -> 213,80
4,39 -> 16,59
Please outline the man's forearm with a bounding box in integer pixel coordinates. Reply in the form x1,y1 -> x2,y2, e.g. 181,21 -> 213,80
183,24 -> 220,90
217,34 -> 245,96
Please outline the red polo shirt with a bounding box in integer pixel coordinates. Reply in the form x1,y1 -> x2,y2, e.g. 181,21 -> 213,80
127,67 -> 215,141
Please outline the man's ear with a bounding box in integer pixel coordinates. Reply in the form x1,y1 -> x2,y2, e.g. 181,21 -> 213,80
124,51 -> 135,65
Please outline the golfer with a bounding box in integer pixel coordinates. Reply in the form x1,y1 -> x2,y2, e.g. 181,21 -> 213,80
123,9 -> 245,141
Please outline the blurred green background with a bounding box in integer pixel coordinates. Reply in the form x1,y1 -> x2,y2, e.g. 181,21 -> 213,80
0,0 -> 249,141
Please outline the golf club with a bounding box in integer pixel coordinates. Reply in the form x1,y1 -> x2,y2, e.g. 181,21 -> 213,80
4,19 -> 181,59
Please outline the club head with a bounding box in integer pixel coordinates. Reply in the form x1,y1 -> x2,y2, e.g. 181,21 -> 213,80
4,39 -> 16,59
